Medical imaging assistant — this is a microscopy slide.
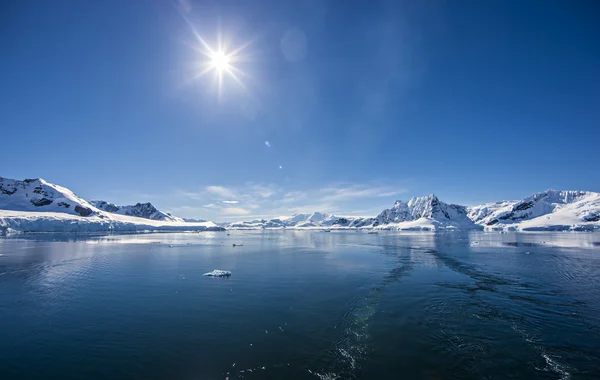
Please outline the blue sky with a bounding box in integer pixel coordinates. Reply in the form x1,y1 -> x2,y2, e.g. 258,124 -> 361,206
2,0 -> 599,221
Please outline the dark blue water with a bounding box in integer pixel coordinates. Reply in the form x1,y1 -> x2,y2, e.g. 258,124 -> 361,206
1,231 -> 599,379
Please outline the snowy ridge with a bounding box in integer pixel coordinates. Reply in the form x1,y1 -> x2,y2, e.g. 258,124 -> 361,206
0,177 -> 222,234
226,212 -> 371,229
0,177 -> 98,217
183,218 -> 207,223
90,200 -> 184,222
372,194 -> 480,230
226,191 -> 600,231
467,190 -> 600,231
1,176 -> 598,232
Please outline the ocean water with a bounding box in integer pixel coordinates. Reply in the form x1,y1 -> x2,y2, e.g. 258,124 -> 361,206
1,231 -> 599,380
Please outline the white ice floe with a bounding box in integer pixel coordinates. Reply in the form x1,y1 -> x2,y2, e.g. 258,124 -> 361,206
203,270 -> 232,277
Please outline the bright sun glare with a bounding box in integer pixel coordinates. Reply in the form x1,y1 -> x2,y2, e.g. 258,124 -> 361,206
182,18 -> 252,99
210,51 -> 231,72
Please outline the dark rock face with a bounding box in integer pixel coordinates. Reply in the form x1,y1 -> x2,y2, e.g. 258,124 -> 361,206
513,201 -> 534,212
126,203 -> 161,219
92,201 -> 120,213
499,212 -> 529,221
74,205 -> 94,216
57,202 -> 70,208
583,213 -> 600,222
333,217 -> 349,226
31,198 -> 53,206
487,219 -> 499,226
0,184 -> 17,195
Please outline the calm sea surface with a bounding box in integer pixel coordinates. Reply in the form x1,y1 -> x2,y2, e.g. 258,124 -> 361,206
1,231 -> 599,380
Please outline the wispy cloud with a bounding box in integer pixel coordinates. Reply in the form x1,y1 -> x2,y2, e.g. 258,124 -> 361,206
131,181 -> 410,222
320,184 -> 406,203
222,207 -> 250,215
377,191 -> 401,197
206,185 -> 237,199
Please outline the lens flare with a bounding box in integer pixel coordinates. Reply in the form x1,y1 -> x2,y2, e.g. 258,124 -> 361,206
183,18 -> 252,99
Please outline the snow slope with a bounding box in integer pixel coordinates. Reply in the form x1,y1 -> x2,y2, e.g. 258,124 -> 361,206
0,177 -> 222,234
90,200 -> 184,222
467,190 -> 600,231
0,177 -> 98,216
0,210 -> 222,234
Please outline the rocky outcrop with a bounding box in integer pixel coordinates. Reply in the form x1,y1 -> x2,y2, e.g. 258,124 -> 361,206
90,200 -> 184,222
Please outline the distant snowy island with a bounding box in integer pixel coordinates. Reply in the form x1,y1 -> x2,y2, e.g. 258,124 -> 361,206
1,176 -> 599,234
0,177 -> 223,234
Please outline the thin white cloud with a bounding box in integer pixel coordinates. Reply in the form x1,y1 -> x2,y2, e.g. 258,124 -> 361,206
222,207 -> 251,215
202,203 -> 219,209
378,191 -> 400,197
206,185 -> 237,199
222,200 -> 239,204
320,185 -> 407,203
264,140 -> 271,148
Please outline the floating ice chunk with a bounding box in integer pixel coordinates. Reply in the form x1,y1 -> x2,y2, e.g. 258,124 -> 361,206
203,269 -> 232,277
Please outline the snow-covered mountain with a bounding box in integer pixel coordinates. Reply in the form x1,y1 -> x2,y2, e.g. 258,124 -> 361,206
90,200 -> 184,222
1,176 -> 598,233
0,177 -> 222,234
371,194 -> 481,230
467,190 -> 600,231
227,212 -> 365,229
183,218 -> 207,223
225,191 -> 600,231
0,177 -> 97,217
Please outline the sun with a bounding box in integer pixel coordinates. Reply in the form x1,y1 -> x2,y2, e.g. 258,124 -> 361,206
182,21 -> 252,99
210,51 -> 231,72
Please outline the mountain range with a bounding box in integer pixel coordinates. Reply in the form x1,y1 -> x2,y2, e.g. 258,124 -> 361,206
1,176 -> 599,233
0,177 -> 222,233
225,192 -> 600,232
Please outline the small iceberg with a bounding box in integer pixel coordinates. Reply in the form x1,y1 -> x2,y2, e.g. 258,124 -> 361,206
203,269 -> 232,277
